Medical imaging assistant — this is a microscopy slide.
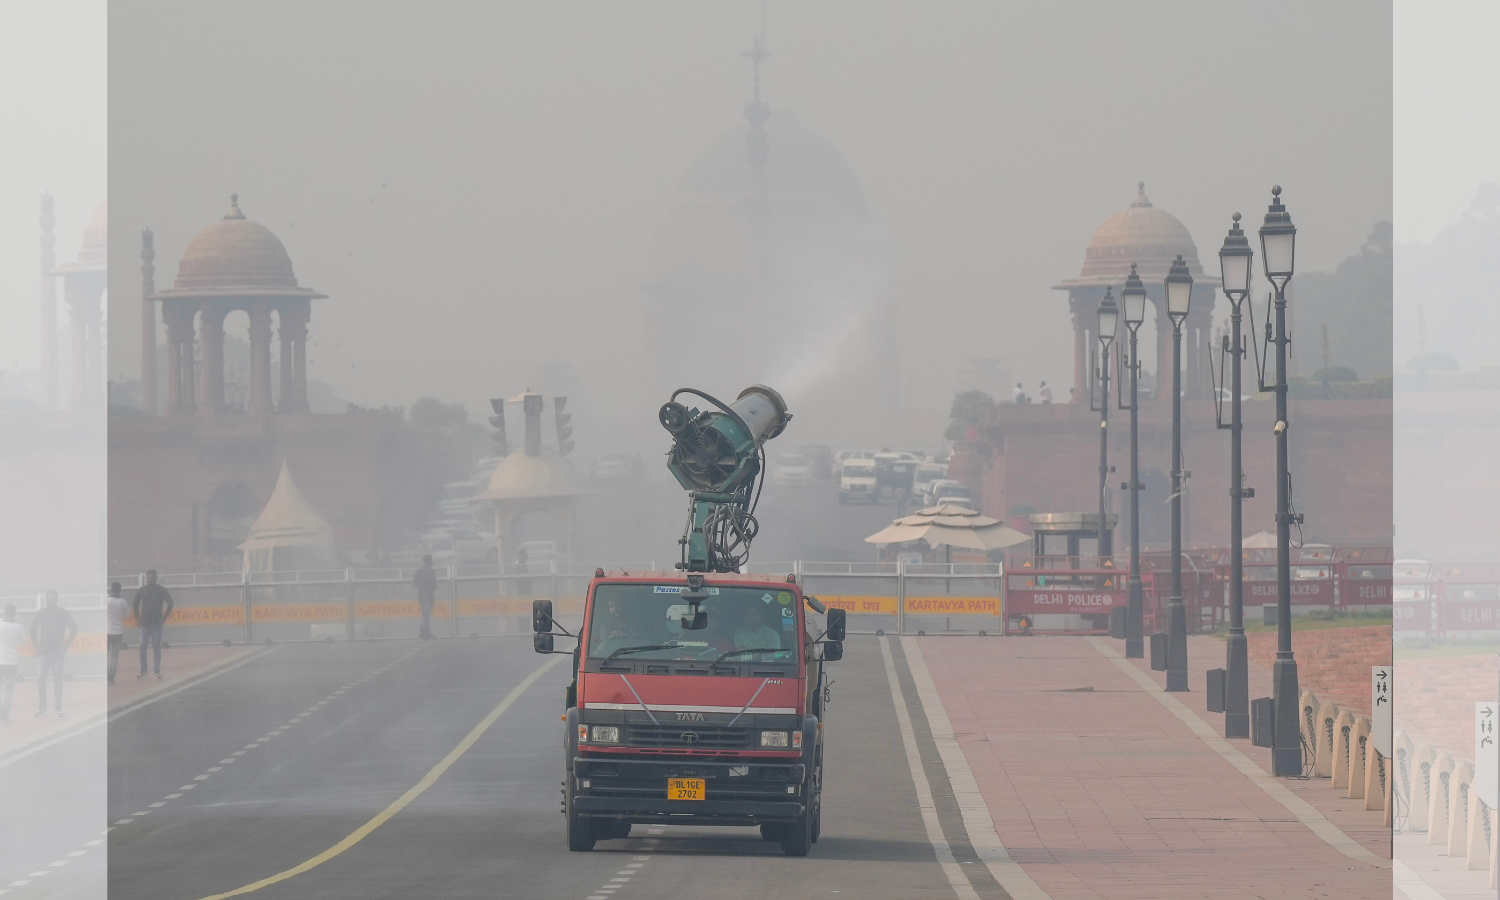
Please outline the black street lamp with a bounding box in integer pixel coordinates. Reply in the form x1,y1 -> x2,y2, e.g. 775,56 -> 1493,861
1163,255 -> 1192,692
1119,266 -> 1147,658
1094,288 -> 1118,559
1259,185 -> 1301,775
1218,213 -> 1254,738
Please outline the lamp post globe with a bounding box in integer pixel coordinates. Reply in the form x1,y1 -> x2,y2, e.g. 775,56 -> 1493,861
1163,255 -> 1191,692
1259,186 -> 1297,288
1217,213 -> 1253,739
1098,291 -> 1119,349
1260,185 -> 1301,776
1122,263 -> 1147,328
1120,264 -> 1146,659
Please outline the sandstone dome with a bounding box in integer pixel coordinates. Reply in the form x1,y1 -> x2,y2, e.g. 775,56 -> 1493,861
173,195 -> 300,291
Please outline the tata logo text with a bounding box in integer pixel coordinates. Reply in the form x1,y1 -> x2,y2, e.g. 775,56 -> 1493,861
675,712 -> 705,721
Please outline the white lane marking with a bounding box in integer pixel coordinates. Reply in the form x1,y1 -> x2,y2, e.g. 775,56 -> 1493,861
903,636 -> 1053,900
220,758 -> 236,764
84,840 -> 102,846
194,774 -> 210,781
1085,637 -> 1390,868
67,851 -> 86,857
149,802 -> 166,808
115,819 -> 134,824
132,811 -> 151,817
47,860 -> 68,867
878,637 -> 981,900
232,751 -> 246,756
179,784 -> 196,790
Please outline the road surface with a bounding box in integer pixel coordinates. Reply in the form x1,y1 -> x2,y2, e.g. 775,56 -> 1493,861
103,635 -> 1010,900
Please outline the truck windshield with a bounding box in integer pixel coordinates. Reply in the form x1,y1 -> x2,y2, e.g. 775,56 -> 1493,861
587,584 -> 800,663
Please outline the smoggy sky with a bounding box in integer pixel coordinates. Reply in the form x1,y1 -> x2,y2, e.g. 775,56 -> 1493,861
0,0 -> 106,374
106,1 -> 1391,424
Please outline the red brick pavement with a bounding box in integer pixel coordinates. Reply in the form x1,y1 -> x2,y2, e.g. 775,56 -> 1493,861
107,643 -> 261,709
917,634 -> 1389,900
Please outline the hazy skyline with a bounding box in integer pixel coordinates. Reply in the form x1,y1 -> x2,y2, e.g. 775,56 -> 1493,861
108,2 -> 1391,433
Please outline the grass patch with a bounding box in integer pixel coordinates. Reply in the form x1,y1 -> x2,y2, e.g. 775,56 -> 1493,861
1395,639 -> 1500,660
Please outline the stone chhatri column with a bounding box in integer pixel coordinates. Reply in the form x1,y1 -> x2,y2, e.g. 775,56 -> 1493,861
39,194 -> 58,409
141,229 -> 158,414
164,305 -> 195,414
278,302 -> 310,413
68,283 -> 88,411
83,292 -> 103,408
197,305 -> 227,416
248,299 -> 273,415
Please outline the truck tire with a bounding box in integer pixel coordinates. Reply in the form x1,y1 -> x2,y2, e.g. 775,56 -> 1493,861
759,822 -> 785,842
779,808 -> 812,856
565,777 -> 595,852
811,751 -> 824,843
598,819 -> 631,840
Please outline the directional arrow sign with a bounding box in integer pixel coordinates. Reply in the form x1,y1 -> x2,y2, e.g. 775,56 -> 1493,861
1476,701 -> 1498,809
1371,666 -> 1392,757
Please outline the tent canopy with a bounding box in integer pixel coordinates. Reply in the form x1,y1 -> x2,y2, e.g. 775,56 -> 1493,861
864,503 -> 1030,552
239,461 -> 337,572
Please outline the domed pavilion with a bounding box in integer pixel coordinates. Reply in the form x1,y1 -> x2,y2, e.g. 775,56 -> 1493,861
41,196 -> 108,409
143,195 -> 326,416
1052,183 -> 1218,401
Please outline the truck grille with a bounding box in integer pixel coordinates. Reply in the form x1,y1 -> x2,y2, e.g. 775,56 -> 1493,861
627,725 -> 751,749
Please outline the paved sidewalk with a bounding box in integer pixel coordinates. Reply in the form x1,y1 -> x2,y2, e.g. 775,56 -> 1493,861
917,633 -> 1389,900
0,665 -> 104,758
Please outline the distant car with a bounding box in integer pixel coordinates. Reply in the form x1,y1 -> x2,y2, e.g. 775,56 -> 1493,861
923,479 -> 970,509
911,463 -> 948,503
773,453 -> 813,485
932,495 -> 976,512
418,528 -> 498,564
832,449 -> 876,480
838,458 -> 878,504
442,480 -> 480,501
591,453 -> 641,483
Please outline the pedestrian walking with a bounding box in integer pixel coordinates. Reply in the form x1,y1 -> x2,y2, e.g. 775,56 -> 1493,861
1039,381 -> 1052,404
106,581 -> 130,685
1012,382 -> 1025,405
0,604 -> 23,723
413,555 -> 438,640
32,590 -> 77,716
131,570 -> 174,679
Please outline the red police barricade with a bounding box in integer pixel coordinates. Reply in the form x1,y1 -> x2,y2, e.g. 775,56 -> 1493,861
1003,557 -> 1126,635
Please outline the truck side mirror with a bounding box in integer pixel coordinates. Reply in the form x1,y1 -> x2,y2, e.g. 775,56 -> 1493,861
822,640 -> 843,662
826,607 -> 846,642
532,599 -> 553,633
534,632 -> 554,654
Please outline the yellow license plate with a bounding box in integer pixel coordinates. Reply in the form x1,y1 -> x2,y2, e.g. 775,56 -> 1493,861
668,778 -> 705,801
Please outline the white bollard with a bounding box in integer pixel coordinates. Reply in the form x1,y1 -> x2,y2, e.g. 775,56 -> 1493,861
1348,717 -> 1371,799
1449,760 -> 1474,857
1314,700 -> 1339,778
1467,796 -> 1491,870
1332,709 -> 1356,790
1429,753 -> 1455,844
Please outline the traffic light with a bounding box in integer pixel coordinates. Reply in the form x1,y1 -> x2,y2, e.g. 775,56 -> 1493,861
488,398 -> 510,456
554,396 -> 574,455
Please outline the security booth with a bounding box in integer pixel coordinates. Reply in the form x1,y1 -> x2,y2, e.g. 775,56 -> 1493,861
1026,512 -> 1117,563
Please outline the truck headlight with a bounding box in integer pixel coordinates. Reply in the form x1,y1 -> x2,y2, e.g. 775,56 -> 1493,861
590,726 -> 620,743
760,731 -> 789,748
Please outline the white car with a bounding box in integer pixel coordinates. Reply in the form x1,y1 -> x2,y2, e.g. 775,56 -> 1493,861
932,495 -> 976,512
911,463 -> 948,504
832,449 -> 876,480
838,459 -> 878,504
924,479 -> 971,509
772,453 -> 813,485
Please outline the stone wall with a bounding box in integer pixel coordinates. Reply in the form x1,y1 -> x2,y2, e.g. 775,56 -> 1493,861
107,413 -> 450,572
963,396 -> 1391,549
1246,626 -> 1391,716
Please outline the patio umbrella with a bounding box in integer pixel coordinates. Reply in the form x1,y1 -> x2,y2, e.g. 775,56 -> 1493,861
864,503 -> 1030,552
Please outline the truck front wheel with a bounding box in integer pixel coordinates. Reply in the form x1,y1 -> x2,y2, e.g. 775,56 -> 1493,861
565,777 -> 595,852
779,808 -> 812,856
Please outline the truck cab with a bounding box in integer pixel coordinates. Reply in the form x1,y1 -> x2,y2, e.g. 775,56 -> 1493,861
534,572 -> 844,856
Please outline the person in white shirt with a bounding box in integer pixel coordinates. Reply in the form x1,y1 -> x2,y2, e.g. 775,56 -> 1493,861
106,582 -> 130,685
0,604 -> 25,723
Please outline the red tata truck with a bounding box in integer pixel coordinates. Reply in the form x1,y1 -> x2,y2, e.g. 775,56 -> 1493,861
533,570 -> 845,856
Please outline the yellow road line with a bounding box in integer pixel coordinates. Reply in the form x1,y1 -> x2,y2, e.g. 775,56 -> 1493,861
198,654 -> 564,900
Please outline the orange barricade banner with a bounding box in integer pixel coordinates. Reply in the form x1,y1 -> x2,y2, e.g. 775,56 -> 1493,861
812,595 -> 999,615
17,633 -> 108,655
353,600 -> 451,620
903,596 -> 1000,615
254,603 -> 355,623
134,606 -> 246,627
